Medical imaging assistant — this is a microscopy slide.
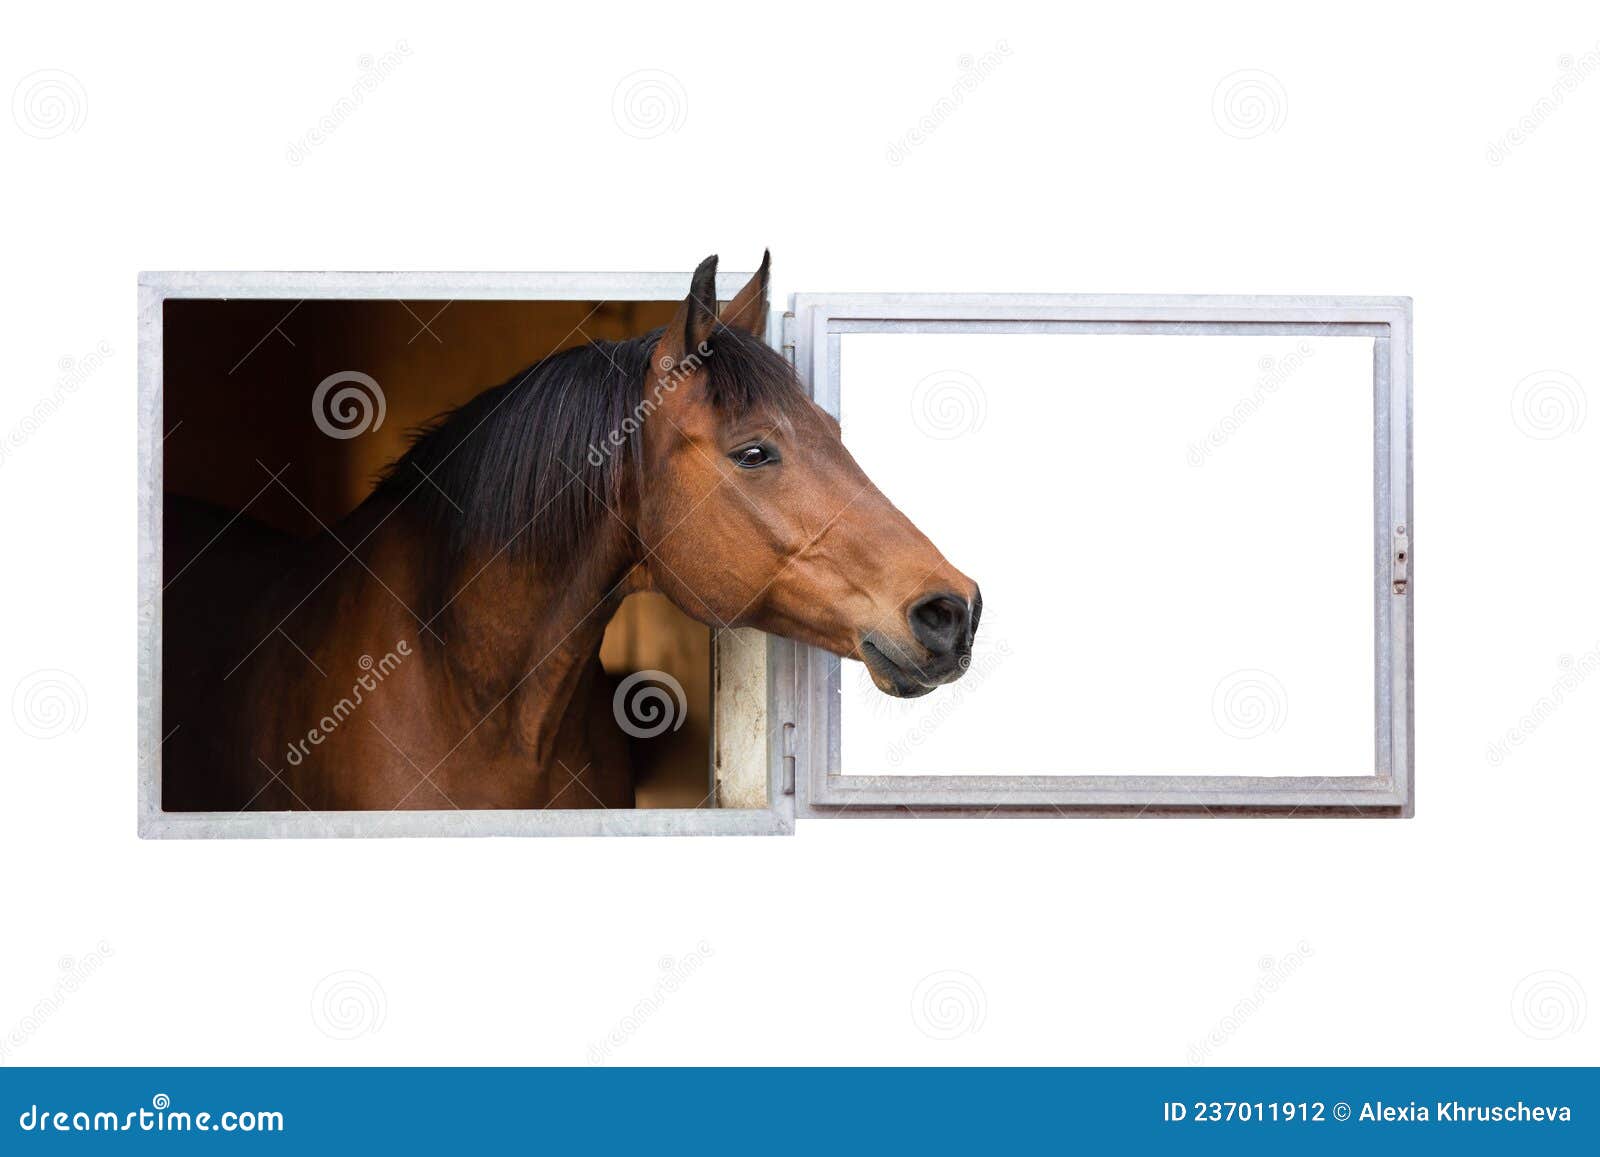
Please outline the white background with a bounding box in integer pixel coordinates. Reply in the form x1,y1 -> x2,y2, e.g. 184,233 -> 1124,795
839,333 -> 1375,777
2,0 -> 1596,1066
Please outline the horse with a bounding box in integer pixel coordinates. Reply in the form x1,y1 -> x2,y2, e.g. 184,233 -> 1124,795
162,254 -> 981,811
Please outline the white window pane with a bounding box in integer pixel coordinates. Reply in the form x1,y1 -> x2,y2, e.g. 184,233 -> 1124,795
838,331 -> 1375,777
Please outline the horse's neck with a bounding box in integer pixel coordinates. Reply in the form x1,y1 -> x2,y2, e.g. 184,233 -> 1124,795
365,507 -> 643,760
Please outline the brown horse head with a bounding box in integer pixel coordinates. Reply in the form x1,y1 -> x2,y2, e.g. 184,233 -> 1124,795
636,254 -> 980,697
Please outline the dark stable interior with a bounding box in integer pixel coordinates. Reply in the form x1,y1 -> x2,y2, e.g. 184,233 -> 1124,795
161,297 -> 711,810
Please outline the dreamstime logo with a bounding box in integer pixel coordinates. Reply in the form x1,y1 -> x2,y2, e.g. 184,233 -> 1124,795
910,970 -> 987,1040
1211,669 -> 1288,740
1211,70 -> 1288,140
611,70 -> 687,139
1485,643 -> 1600,766
16,1093 -> 282,1133
886,42 -> 1012,165
586,341 -> 711,467
311,371 -> 386,439
883,640 -> 1013,768
310,970 -> 387,1040
1188,942 -> 1315,1064
1511,971 -> 1587,1040
1,340 -> 112,470
588,941 -> 714,1064
910,370 -> 986,439
12,669 -> 87,739
284,644 -> 411,767
0,941 -> 114,1064
1188,341 -> 1314,466
12,69 -> 87,139
1487,44 -> 1600,166
612,669 -> 687,739
285,42 -> 412,165
1510,370 -> 1586,439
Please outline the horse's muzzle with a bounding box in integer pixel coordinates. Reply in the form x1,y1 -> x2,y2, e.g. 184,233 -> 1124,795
859,586 -> 981,698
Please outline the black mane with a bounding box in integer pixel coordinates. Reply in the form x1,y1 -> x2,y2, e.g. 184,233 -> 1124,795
373,322 -> 801,582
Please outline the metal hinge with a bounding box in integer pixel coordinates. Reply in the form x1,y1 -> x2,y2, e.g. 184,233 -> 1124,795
780,311 -> 796,367
781,720 -> 797,796
1392,524 -> 1410,595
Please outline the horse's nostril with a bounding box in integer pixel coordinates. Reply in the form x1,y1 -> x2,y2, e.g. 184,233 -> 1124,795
908,592 -> 970,656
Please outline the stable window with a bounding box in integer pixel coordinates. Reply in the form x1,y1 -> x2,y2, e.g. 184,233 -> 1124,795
786,294 -> 1412,816
138,276 -> 1412,837
139,272 -> 788,837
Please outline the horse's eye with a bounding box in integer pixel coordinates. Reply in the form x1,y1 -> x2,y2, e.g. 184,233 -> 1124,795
730,444 -> 777,469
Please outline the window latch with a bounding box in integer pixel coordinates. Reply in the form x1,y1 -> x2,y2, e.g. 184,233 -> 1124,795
781,721 -> 797,796
1392,524 -> 1409,595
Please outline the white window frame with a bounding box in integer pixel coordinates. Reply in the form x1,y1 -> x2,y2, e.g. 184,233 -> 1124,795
137,271 -> 793,838
783,293 -> 1414,817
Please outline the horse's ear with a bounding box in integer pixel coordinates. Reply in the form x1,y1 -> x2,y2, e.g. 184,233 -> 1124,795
660,254 -> 719,366
720,249 -> 770,336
